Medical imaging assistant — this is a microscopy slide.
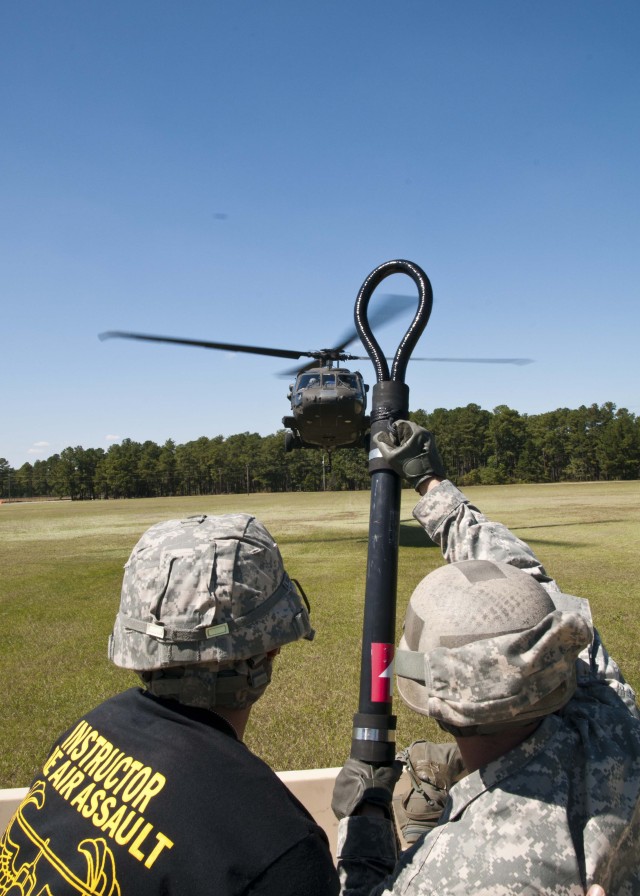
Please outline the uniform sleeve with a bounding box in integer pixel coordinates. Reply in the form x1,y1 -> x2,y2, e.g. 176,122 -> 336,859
335,816 -> 398,896
246,831 -> 340,896
412,479 -> 559,589
578,628 -> 640,717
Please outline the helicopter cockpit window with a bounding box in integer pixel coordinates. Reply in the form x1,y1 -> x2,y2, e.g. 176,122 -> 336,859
322,374 -> 336,388
297,374 -> 319,389
337,374 -> 357,388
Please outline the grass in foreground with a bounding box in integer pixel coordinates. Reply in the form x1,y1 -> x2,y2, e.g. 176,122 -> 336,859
1,481 -> 638,787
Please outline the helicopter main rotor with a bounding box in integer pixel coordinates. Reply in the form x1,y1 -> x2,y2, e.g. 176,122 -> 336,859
98,293 -> 418,371
99,329 -> 533,371
99,293 -> 534,373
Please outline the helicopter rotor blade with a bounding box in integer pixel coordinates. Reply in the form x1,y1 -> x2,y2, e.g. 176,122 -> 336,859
332,293 -> 417,353
345,354 -> 534,366
279,358 -> 318,378
98,330 -> 314,362
408,356 -> 534,365
278,293 -> 417,376
338,294 -> 534,366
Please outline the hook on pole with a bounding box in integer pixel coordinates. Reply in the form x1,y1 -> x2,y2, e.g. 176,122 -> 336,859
355,259 -> 433,386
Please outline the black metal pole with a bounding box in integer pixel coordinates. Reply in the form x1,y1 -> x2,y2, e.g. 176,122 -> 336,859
350,260 -> 432,763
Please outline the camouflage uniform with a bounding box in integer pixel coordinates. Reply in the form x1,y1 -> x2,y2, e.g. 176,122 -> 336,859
337,481 -> 640,896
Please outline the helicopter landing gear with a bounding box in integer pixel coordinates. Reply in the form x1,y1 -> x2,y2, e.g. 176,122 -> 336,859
284,430 -> 302,452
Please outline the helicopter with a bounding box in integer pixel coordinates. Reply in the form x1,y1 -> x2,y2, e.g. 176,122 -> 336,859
99,294 -> 533,457
99,335 -> 378,455
283,363 -> 368,453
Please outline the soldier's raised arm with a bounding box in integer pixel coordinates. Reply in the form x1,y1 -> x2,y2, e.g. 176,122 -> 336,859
375,420 -> 554,587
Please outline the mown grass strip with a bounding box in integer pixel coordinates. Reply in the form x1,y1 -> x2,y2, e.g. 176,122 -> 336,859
1,482 -> 638,786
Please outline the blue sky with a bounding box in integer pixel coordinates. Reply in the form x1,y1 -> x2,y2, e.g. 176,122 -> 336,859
2,1 -> 639,469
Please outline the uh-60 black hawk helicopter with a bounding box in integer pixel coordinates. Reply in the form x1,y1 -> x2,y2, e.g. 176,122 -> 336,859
100,294 -> 532,460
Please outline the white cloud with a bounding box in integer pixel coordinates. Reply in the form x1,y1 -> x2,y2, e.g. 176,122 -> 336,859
105,434 -> 120,442
27,441 -> 50,455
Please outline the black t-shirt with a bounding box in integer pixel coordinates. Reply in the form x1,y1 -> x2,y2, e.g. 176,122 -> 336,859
2,688 -> 339,896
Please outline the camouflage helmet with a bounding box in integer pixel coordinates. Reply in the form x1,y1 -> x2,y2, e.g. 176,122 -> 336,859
109,513 -> 314,703
394,560 -> 592,734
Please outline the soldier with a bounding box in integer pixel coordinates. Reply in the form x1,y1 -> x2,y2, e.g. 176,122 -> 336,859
333,421 -> 640,895
0,512 -> 339,896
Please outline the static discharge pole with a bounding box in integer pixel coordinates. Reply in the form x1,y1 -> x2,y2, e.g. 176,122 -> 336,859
350,260 -> 433,763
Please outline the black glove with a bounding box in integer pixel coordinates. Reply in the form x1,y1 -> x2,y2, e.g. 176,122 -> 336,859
331,757 -> 403,820
373,421 -> 446,490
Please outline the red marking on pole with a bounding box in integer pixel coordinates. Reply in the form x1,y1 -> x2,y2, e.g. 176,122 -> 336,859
371,642 -> 394,703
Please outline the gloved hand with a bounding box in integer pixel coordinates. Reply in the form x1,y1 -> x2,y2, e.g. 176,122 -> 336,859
331,757 -> 403,820
394,741 -> 467,843
373,420 -> 446,490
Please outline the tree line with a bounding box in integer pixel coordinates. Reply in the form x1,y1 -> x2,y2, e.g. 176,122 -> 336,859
1,402 -> 638,500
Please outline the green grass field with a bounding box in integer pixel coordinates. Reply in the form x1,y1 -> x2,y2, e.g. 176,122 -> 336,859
1,481 -> 639,788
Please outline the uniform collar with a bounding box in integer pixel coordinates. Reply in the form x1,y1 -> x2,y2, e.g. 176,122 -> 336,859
446,713 -> 563,821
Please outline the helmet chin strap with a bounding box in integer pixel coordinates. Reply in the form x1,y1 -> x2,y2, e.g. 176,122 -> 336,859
140,653 -> 275,710
437,717 -> 545,738
448,719 -> 545,775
